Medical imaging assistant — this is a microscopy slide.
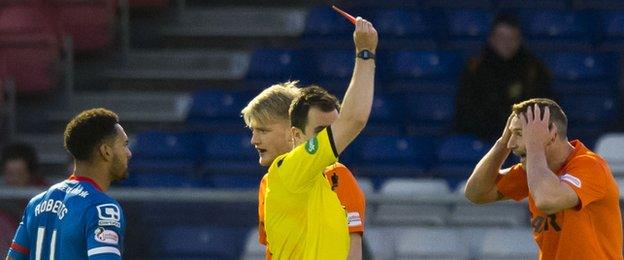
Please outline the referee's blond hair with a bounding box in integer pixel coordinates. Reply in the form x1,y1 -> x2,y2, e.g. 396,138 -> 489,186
242,81 -> 301,126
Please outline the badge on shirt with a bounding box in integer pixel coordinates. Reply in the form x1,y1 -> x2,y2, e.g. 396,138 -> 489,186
305,137 -> 319,154
560,173 -> 582,188
94,228 -> 119,245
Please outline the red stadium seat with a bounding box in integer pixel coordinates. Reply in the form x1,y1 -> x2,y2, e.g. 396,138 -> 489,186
49,0 -> 116,51
0,1 -> 61,93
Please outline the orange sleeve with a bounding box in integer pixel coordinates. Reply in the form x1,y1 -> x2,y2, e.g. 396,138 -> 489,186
258,174 -> 268,245
495,164 -> 529,201
324,163 -> 366,234
561,155 -> 607,210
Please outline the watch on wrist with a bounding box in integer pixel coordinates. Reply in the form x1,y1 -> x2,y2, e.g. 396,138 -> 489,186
356,50 -> 375,60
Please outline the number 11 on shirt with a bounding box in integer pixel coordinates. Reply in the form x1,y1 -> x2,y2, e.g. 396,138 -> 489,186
35,227 -> 57,260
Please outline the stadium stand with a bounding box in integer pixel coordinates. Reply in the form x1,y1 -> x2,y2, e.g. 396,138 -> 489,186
4,1 -> 624,259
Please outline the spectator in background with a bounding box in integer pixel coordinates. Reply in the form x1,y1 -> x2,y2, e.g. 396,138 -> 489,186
454,13 -> 553,140
1,143 -> 47,187
0,143 -> 47,254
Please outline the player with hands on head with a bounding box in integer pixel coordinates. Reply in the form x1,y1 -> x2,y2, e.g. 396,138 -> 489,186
464,98 -> 622,260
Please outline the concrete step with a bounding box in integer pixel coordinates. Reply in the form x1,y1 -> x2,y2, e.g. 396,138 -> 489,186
161,7 -> 306,37
48,91 -> 191,124
102,50 -> 250,81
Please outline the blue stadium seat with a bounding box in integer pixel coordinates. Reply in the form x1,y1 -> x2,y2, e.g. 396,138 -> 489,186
492,0 -> 568,9
131,172 -> 203,188
559,96 -> 618,125
246,49 -> 304,86
153,226 -> 248,258
405,93 -> 455,136
185,90 -> 252,130
352,135 -> 436,178
444,9 -> 493,49
432,135 -> 490,186
362,94 -> 405,135
385,50 -> 462,93
128,131 -> 201,187
594,11 -> 624,50
542,52 -> 617,97
519,10 -> 592,50
202,133 -> 264,177
543,52 -> 615,81
301,6 -> 354,48
208,174 -> 263,189
131,131 -> 201,161
304,49 -> 354,93
371,8 -> 437,48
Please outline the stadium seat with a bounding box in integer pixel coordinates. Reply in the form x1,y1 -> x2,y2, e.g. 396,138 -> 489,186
374,178 -> 452,225
384,50 -> 461,94
305,49 -> 354,94
444,9 -> 493,50
50,0 -> 116,51
357,177 -> 375,195
519,10 -> 592,50
152,226 -> 248,258
245,49 -> 304,88
300,6 -> 354,48
595,133 -> 624,177
242,228 -> 266,260
370,8 -> 437,48
363,94 -> 405,134
478,228 -> 538,260
448,202 -> 528,227
559,96 -> 618,125
207,174 -> 263,189
594,10 -> 624,50
492,0 -> 567,9
202,133 -> 264,178
432,134 -> 490,186
396,227 -> 469,260
543,52 -> 616,81
185,90 -> 251,130
0,2 -> 61,93
404,93 -> 455,135
364,227 -> 397,260
128,131 -> 201,186
352,135 -> 436,178
131,131 -> 201,161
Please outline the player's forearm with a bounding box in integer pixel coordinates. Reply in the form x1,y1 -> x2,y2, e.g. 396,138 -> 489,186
525,146 -> 565,213
465,139 -> 510,203
347,233 -> 363,260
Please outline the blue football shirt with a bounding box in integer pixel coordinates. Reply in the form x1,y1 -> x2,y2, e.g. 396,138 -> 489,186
8,176 -> 125,260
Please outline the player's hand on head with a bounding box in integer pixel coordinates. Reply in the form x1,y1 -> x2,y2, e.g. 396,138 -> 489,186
500,113 -> 514,144
520,104 -> 554,149
354,17 -> 378,53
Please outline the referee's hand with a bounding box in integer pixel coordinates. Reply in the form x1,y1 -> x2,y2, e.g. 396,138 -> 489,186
354,17 -> 378,54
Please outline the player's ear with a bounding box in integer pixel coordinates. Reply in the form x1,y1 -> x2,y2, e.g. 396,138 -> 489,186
291,126 -> 303,142
98,142 -> 113,162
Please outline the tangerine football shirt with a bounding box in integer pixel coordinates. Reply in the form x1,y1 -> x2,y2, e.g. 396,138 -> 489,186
496,140 -> 623,260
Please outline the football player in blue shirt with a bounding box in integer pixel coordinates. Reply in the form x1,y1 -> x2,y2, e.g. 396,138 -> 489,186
6,108 -> 132,260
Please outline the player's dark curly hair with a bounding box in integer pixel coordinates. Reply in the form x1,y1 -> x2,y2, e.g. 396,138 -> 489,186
64,108 -> 119,161
289,85 -> 340,134
1,142 -> 39,174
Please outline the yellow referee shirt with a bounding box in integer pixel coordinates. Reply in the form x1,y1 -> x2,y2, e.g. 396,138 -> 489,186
264,127 -> 349,259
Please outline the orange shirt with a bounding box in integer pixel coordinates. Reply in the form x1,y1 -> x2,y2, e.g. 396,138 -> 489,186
258,162 -> 366,258
496,140 -> 623,260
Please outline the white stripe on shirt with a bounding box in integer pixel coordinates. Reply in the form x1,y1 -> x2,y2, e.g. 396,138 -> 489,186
87,246 -> 121,256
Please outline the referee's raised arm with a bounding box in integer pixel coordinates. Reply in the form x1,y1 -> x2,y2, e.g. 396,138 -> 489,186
330,17 -> 378,154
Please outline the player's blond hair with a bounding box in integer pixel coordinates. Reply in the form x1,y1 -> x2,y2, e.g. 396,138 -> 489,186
241,81 -> 301,126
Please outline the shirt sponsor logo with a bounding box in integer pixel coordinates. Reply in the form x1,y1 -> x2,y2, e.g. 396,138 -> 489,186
305,137 -> 319,154
347,212 -> 362,227
94,228 -> 119,245
97,204 -> 121,222
560,173 -> 581,188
